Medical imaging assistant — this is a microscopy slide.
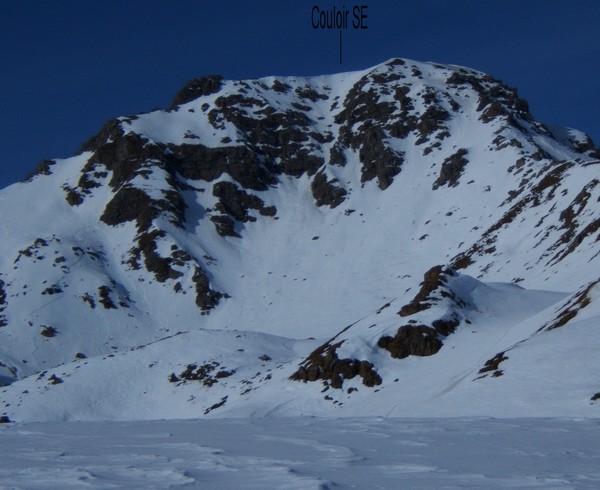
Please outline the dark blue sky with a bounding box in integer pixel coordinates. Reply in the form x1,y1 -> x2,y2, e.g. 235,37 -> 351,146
1,1 -> 599,190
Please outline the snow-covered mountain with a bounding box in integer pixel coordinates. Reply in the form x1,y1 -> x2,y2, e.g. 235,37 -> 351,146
1,58 -> 599,422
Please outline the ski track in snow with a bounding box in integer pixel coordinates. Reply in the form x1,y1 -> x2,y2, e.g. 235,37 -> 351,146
1,417 -> 599,489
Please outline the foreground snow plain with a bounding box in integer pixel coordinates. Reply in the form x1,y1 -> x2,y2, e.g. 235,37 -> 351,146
1,417 -> 599,489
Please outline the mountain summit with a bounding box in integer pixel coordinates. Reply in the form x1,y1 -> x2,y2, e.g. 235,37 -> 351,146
1,58 -> 599,421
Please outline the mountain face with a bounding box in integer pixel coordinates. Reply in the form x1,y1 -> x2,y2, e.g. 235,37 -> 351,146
1,58 -> 600,422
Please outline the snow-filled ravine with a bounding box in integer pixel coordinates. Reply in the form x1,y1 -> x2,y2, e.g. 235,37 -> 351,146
1,417 -> 599,489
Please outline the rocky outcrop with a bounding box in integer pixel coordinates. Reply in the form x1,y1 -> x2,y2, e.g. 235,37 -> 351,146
170,143 -> 275,191
0,279 -> 6,327
311,171 -> 347,208
290,341 -> 382,389
373,266 -> 465,363
78,118 -> 124,154
446,70 -> 533,124
377,325 -> 443,359
23,159 -> 56,181
539,279 -> 599,332
334,72 -> 405,189
213,182 -> 276,223
171,75 -> 224,108
192,266 -> 225,311
398,265 -> 458,317
169,360 -> 234,387
432,149 -> 469,189
209,92 -> 328,179
477,352 -> 508,378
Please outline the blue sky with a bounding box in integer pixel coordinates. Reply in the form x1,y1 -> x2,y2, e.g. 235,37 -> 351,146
1,1 -> 599,190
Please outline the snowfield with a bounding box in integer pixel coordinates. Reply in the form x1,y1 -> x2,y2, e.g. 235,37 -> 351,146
2,275 -> 599,422
1,56 -> 600,488
1,417 -> 599,489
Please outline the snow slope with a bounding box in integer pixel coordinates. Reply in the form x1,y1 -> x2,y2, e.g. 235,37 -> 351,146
0,58 -> 599,422
1,417 -> 599,489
